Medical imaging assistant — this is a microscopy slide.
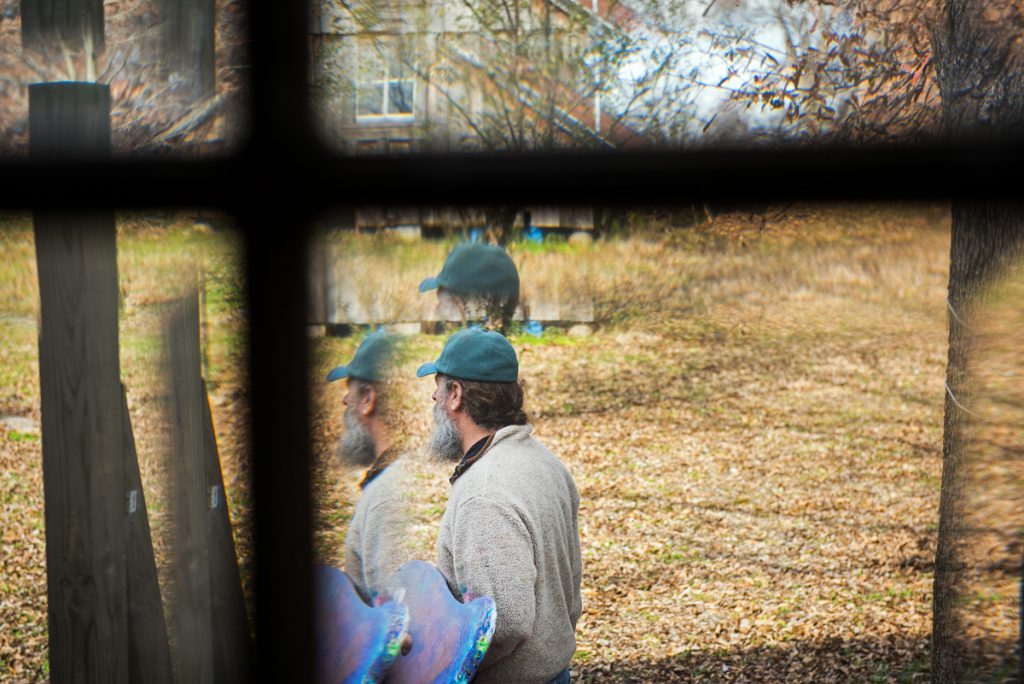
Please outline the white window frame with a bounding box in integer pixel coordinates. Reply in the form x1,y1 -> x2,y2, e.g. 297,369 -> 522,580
355,37 -> 416,122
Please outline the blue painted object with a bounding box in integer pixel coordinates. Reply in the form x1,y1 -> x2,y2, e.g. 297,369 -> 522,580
526,225 -> 543,243
469,229 -> 483,243
314,566 -> 409,684
523,320 -> 544,337
380,561 -> 496,684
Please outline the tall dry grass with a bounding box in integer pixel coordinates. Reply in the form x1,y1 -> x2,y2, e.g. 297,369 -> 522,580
323,204 -> 951,335
327,231 -> 450,323
598,205 -> 945,325
0,214 -> 38,318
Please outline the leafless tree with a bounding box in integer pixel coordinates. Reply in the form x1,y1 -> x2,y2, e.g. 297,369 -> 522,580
633,0 -> 943,145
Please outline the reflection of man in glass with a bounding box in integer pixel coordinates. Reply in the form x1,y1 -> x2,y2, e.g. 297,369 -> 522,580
327,331 -> 412,599
417,329 -> 582,684
419,243 -> 520,334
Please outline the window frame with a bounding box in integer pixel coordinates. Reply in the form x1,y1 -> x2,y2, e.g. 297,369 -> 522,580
355,36 -> 417,122
2,0 -> 1024,681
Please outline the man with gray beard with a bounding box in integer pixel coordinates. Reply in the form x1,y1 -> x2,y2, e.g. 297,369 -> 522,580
417,329 -> 582,684
327,331 -> 413,599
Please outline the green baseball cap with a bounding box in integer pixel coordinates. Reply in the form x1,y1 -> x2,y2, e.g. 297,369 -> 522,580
326,331 -> 398,383
418,243 -> 520,301
416,329 -> 518,383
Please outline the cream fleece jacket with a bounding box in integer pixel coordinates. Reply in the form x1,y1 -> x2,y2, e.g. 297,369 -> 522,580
344,459 -> 414,599
436,424 -> 583,684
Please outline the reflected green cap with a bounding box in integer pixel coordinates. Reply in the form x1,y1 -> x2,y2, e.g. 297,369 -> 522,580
418,243 -> 520,302
326,331 -> 398,383
416,329 -> 518,383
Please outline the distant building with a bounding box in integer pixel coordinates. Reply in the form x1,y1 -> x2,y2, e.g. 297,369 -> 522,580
309,0 -> 646,154
309,0 -> 650,233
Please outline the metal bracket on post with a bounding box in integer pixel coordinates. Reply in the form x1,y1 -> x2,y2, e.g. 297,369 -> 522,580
126,489 -> 139,515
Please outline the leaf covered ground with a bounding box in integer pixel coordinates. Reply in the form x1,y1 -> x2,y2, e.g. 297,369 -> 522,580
2,205 -> 1021,682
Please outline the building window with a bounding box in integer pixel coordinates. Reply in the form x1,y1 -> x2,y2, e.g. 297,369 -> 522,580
386,139 -> 412,153
356,38 -> 415,120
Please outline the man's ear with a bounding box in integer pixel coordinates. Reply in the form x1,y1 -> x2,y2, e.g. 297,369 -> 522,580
447,380 -> 464,413
359,384 -> 377,417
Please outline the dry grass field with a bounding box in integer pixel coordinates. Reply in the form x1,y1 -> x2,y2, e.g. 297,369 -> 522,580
1,204 -> 1021,682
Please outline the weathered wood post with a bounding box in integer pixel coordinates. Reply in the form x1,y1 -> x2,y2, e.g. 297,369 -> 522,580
308,230 -> 328,332
201,379 -> 253,684
162,0 -> 216,99
168,290 -> 252,683
33,81 -> 172,684
168,292 -> 216,683
121,385 -> 174,684
31,82 -> 128,683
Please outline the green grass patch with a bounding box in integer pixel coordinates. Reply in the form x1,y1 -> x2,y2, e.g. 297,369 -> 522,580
508,325 -> 585,347
510,233 -> 587,255
958,590 -> 1003,606
121,332 -> 163,359
661,546 -> 700,565
6,430 -> 39,443
0,223 -> 37,317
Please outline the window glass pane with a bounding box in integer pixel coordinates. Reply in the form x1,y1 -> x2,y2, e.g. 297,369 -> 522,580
387,80 -> 413,115
310,0 -> 997,153
308,203 -> 1023,681
352,37 -> 415,118
357,83 -> 386,116
0,1 -> 248,158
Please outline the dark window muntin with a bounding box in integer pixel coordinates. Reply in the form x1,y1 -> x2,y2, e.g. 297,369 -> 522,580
4,1 -> 1024,681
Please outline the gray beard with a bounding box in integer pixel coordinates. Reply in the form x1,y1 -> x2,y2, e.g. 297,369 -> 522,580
338,407 -> 377,468
428,400 -> 463,463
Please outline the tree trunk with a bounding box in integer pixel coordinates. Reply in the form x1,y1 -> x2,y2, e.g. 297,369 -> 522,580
931,4 -> 1024,681
933,204 -> 1024,682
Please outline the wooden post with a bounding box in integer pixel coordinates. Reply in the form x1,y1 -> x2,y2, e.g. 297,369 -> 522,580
162,0 -> 215,99
35,212 -> 129,684
308,230 -> 327,327
168,291 -> 252,683
201,381 -> 253,683
31,81 -> 129,684
121,384 -> 174,684
29,83 -> 110,158
168,292 -> 216,683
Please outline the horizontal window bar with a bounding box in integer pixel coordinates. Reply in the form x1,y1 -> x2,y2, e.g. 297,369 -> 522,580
2,143 -> 1024,209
